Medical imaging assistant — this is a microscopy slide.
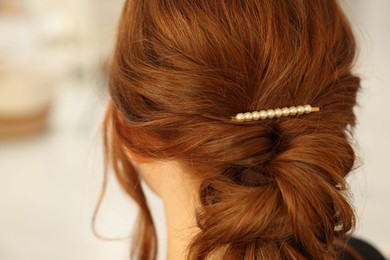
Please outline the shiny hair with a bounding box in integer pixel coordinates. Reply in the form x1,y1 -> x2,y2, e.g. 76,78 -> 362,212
102,0 -> 361,259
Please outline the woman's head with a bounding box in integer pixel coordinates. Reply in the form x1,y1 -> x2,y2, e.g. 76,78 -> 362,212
103,0 -> 360,259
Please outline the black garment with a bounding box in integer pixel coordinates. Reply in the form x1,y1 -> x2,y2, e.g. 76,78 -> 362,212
339,237 -> 386,260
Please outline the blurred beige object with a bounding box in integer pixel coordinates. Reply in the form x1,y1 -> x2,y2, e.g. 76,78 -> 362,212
0,66 -> 53,138
0,0 -> 22,16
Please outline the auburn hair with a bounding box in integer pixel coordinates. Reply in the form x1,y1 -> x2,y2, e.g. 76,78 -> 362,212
102,0 -> 361,259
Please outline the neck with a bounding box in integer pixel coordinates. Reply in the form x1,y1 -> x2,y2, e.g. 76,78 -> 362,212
163,182 -> 199,259
134,160 -> 200,259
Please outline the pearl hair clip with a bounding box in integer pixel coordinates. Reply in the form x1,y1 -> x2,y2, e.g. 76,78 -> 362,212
231,104 -> 320,122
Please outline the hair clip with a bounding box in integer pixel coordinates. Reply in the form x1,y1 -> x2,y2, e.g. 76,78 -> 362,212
231,104 -> 320,122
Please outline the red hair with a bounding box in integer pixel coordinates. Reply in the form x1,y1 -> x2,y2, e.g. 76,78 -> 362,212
102,0 -> 361,259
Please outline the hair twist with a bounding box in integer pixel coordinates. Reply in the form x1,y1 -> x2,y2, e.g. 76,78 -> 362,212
189,119 -> 355,259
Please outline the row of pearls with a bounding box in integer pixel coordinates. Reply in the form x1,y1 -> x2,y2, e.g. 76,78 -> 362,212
233,105 -> 319,122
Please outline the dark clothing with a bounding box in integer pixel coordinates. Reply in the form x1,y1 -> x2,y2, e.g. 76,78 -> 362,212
339,237 -> 386,260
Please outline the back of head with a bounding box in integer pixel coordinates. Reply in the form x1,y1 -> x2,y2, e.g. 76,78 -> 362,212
103,0 -> 360,259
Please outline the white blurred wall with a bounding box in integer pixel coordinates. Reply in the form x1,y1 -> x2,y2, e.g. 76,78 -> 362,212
345,0 -> 390,256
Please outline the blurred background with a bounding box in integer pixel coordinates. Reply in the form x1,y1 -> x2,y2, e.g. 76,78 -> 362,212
0,0 -> 389,259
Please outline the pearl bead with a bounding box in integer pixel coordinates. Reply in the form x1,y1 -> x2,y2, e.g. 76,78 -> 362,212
274,108 -> 283,118
244,112 -> 253,121
252,111 -> 260,120
267,109 -> 275,119
235,113 -> 245,122
304,104 -> 312,114
296,105 -> 305,115
282,107 -> 290,117
289,106 -> 297,116
259,110 -> 268,120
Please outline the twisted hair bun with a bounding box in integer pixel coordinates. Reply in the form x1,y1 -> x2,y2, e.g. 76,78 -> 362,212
103,0 -> 361,259
192,120 -> 356,259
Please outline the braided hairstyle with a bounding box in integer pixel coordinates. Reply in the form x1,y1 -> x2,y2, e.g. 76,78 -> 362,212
103,0 -> 360,259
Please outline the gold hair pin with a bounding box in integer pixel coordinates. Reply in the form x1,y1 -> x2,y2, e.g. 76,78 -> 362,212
231,104 -> 320,122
